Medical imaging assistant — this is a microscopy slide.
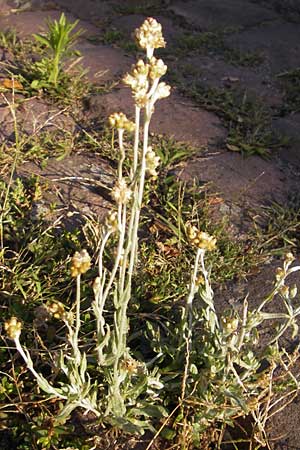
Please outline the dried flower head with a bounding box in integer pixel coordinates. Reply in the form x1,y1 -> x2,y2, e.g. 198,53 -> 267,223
71,249 -> 91,277
108,112 -> 135,132
120,356 -> 143,375
47,301 -> 66,320
111,179 -> 132,205
4,317 -> 22,340
105,211 -> 118,232
186,223 -> 217,251
135,18 -> 166,54
146,146 -> 160,178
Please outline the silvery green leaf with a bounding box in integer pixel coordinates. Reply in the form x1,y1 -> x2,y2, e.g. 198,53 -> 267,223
80,352 -> 87,382
55,401 -> 79,424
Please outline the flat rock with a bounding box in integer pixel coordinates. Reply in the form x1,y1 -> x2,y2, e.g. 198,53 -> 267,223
180,151 -> 292,206
273,114 -> 300,166
53,0 -> 113,23
109,14 -> 181,44
76,41 -> 134,83
0,96 -> 75,142
174,55 -> 283,107
20,153 -> 113,218
0,9 -> 98,39
225,22 -> 300,73
88,87 -> 226,147
169,0 -> 278,30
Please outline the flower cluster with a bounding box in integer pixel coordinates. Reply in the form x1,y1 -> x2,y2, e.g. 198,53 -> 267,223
111,178 -> 132,205
5,317 -> 22,340
146,146 -> 160,178
186,223 -> 217,251
149,57 -> 167,80
135,17 -> 166,55
71,250 -> 91,277
123,59 -> 150,108
108,112 -> 135,132
123,20 -> 170,108
47,301 -> 66,320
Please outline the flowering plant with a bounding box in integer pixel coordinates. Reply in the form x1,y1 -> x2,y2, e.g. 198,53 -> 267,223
5,17 -> 171,431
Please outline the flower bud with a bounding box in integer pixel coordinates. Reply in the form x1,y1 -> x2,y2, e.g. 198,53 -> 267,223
4,317 -> 22,340
285,252 -> 295,264
71,249 -> 91,277
149,57 -> 167,80
47,301 -> 65,319
146,146 -> 160,178
279,284 -> 289,299
275,267 -> 285,282
221,316 -> 239,334
186,223 -> 217,251
111,179 -> 132,205
108,112 -> 135,132
154,82 -> 171,101
105,211 -> 118,232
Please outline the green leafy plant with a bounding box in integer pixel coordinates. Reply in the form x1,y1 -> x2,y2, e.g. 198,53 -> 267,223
33,13 -> 82,88
181,83 -> 285,156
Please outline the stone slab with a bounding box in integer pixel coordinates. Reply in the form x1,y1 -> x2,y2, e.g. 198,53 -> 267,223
173,54 -> 283,107
53,0 -> 113,23
0,9 -> 99,39
169,0 -> 279,30
180,150 -> 292,206
76,41 -> 134,83
273,114 -> 300,166
109,14 -> 181,44
225,22 -> 300,73
87,87 -> 226,148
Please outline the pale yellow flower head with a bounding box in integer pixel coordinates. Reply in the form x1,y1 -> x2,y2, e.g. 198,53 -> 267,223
146,146 -> 160,178
186,223 -> 217,251
149,57 -> 167,80
105,211 -> 118,232
47,301 -> 65,320
111,179 -> 132,205
135,18 -> 166,54
108,112 -> 135,132
154,82 -> 171,101
5,317 -> 22,340
123,60 -> 149,91
71,249 -> 91,277
123,60 -> 150,107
